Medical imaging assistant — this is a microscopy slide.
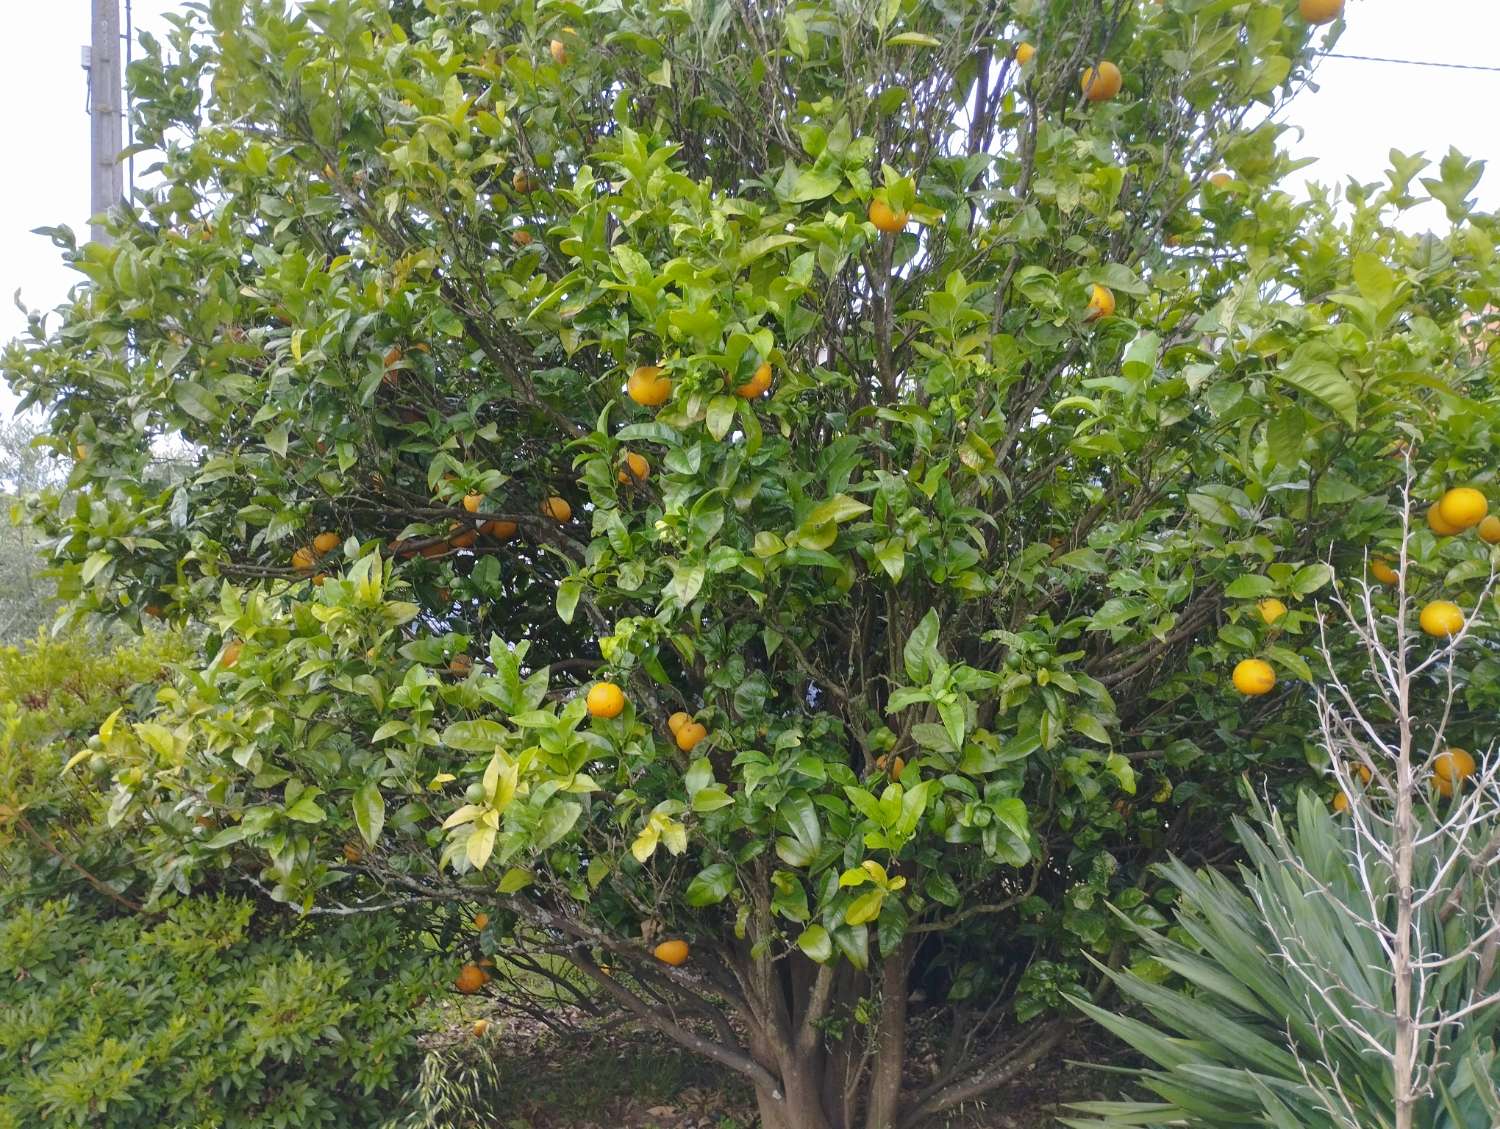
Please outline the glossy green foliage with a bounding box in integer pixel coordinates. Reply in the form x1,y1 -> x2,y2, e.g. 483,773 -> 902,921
3,0 -> 1499,1046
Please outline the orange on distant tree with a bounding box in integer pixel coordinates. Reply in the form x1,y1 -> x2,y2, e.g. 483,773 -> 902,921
549,38 -> 568,65
1231,658 -> 1275,696
868,199 -> 909,233
586,681 -> 626,719
1014,42 -> 1035,65
455,962 -> 489,994
1083,284 -> 1115,322
1080,61 -> 1122,102
1438,486 -> 1487,531
1479,514 -> 1500,544
291,546 -> 317,572
1209,172 -> 1233,189
734,362 -> 773,399
1257,598 -> 1287,625
482,519 -> 518,540
474,912 -> 489,930
1298,0 -> 1343,24
312,531 -> 340,554
618,451 -> 650,483
511,229 -> 533,246
1433,747 -> 1476,797
1427,504 -> 1461,536
675,720 -> 708,752
1332,791 -> 1350,813
627,364 -> 672,407
541,495 -> 572,522
221,640 -> 243,669
512,169 -> 540,194
1370,558 -> 1399,586
653,939 -> 690,966
1419,600 -> 1464,638
449,526 -> 477,549
667,711 -> 691,736
462,493 -> 483,513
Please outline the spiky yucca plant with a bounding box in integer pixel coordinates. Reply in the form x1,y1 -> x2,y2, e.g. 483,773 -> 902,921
1064,793 -> 1500,1129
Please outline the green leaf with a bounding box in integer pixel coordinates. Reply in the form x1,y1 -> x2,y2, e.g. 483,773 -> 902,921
557,578 -> 582,624
498,866 -> 533,893
1277,343 -> 1357,427
807,494 -> 870,526
875,537 -> 906,582
353,781 -> 385,847
903,608 -> 941,683
1289,563 -> 1334,596
784,166 -> 842,203
685,862 -> 735,906
706,395 -> 737,441
1224,574 -> 1276,599
798,923 -> 832,962
467,825 -> 496,870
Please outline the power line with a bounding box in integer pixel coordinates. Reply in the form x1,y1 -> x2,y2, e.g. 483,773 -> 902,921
1320,51 -> 1500,74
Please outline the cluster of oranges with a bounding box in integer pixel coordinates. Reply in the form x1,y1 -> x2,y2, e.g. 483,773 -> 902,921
584,681 -> 711,752
626,358 -> 776,409
289,531 -> 341,584
1333,747 -> 1478,812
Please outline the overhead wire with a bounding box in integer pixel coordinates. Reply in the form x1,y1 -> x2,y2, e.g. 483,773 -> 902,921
1318,51 -> 1500,74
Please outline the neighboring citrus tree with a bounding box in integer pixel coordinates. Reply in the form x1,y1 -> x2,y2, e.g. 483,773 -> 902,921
6,0 -> 1500,1125
0,417 -> 64,640
0,632 -> 443,1129
1069,499 -> 1500,1128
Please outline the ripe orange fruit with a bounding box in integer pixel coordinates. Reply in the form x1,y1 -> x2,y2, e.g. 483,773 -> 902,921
890,755 -> 906,781
1298,0 -> 1343,24
1231,658 -> 1275,696
1332,791 -> 1350,813
449,527 -> 478,549
474,912 -> 489,931
549,38 -> 567,65
221,640 -> 243,669
1419,600 -> 1463,638
1370,558 -> 1399,586
1438,487 -> 1487,531
1014,42 -> 1035,65
675,721 -> 708,752
653,939 -> 690,966
343,842 -> 363,863
312,531 -> 340,554
667,711 -> 691,736
449,654 -> 473,676
512,170 -> 539,194
511,228 -> 533,246
1433,747 -> 1476,797
1080,61 -> 1122,102
1351,762 -> 1373,785
292,546 -> 317,572
482,519 -> 518,540
472,1018 -> 491,1037
587,681 -> 626,719
1479,515 -> 1500,544
868,199 -> 909,233
312,573 -> 328,586
1209,172 -> 1233,189
1257,598 -> 1288,625
455,963 -> 489,994
627,364 -> 672,407
618,451 -> 650,483
463,493 -> 483,513
734,361 -> 773,399
541,495 -> 572,522
1427,504 -> 1461,536
1084,284 -> 1115,322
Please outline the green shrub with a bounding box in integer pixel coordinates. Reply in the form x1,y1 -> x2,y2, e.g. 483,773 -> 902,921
0,893 -> 437,1129
0,632 -> 444,1128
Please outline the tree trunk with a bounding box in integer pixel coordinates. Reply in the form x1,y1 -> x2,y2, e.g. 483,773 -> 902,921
864,940 -> 913,1129
756,1058 -> 838,1129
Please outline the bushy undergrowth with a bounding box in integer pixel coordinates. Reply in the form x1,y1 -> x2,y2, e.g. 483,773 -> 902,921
0,632 -> 442,1128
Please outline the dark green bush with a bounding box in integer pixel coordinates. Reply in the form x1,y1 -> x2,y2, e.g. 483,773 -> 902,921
0,633 -> 443,1128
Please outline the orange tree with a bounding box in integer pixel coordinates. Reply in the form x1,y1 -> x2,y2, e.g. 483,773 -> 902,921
7,0 -> 1500,1125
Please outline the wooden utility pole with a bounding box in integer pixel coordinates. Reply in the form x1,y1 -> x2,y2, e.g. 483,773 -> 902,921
88,0 -> 124,244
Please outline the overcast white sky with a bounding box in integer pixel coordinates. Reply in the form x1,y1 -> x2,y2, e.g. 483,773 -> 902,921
2,0 -> 1497,418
